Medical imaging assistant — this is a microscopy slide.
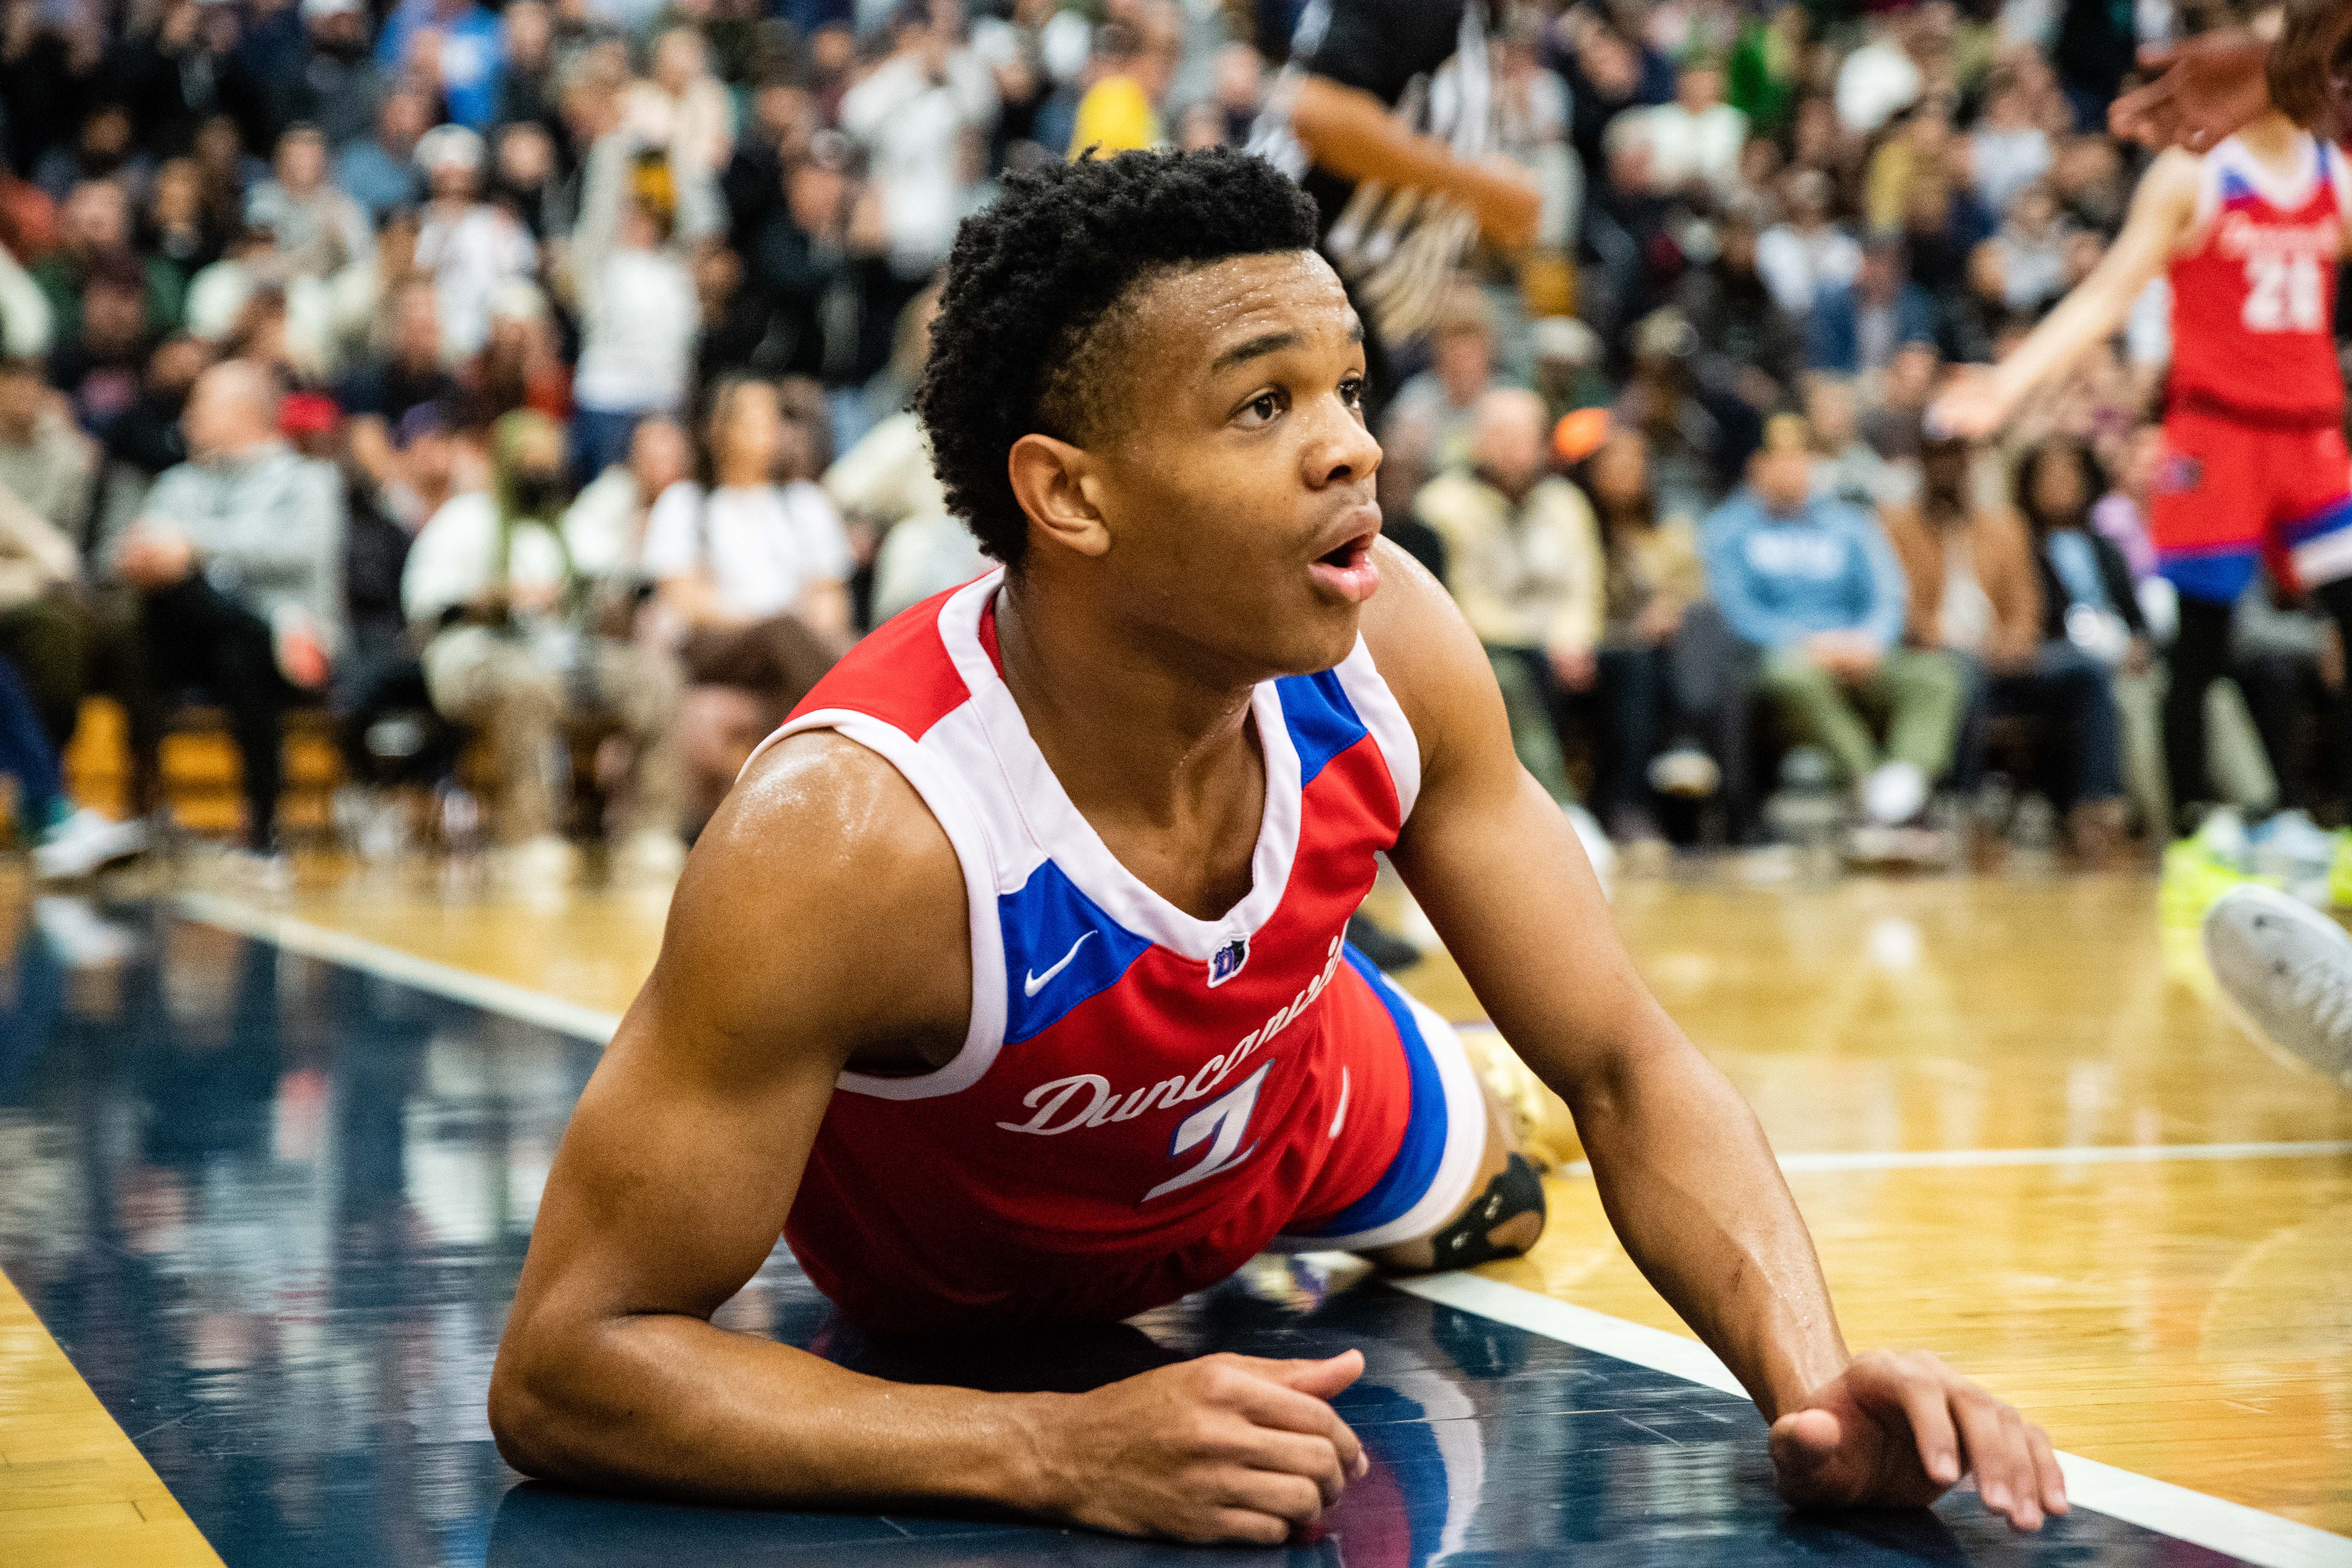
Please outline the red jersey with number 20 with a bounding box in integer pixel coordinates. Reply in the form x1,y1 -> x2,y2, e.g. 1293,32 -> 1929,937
2168,133 -> 2352,425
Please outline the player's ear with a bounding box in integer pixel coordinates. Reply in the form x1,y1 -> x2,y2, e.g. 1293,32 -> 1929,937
1008,433 -> 1111,559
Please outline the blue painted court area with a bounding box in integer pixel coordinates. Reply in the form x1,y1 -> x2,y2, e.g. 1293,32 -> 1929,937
0,908 -> 2254,1566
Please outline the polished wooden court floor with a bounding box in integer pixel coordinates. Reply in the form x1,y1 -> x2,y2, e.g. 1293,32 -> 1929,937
3,859 -> 2349,1563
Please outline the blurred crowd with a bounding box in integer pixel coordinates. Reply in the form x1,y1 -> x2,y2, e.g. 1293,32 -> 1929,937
0,0 -> 2340,888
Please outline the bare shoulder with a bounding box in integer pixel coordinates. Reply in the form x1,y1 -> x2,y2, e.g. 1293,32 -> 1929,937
651,729 -> 972,1070
699,728 -> 961,897
1355,536 -> 1513,792
2139,147 -> 2209,215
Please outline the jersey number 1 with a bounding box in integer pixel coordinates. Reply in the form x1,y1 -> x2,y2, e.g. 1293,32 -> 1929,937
2243,253 -> 2325,333
1143,1062 -> 1271,1203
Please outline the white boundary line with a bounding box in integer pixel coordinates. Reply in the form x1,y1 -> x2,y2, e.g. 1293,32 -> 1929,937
185,898 -> 2352,1174
182,893 -> 2352,1566
1554,1141 -> 2352,1176
177,893 -> 623,1043
1395,1274 -> 2352,1568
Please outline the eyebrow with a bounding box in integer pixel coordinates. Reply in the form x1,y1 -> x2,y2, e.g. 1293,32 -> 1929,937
1210,331 -> 1301,375
1208,318 -> 1368,375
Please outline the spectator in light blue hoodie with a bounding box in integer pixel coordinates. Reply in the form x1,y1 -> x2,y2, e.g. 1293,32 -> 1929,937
1702,414 -> 1965,827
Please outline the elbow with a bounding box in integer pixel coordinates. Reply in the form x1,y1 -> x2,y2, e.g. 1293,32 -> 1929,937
487,1338 -> 565,1480
488,1323 -> 605,1485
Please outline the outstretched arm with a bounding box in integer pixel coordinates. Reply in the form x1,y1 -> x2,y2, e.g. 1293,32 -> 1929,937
1931,150 -> 2201,440
490,733 -> 1368,1544
2112,32 -> 2276,148
1368,543 -> 2067,1529
1288,76 -> 1541,249
2113,0 -> 2352,147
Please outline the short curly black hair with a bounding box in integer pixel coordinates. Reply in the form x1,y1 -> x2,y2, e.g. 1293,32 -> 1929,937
916,147 -> 1321,569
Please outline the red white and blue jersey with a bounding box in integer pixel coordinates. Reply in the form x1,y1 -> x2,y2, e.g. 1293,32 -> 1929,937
755,570 -> 1443,1334
2168,133 -> 2352,426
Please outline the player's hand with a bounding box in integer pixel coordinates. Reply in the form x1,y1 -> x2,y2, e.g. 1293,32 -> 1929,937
1925,367 -> 2007,443
2109,33 -> 2273,149
1028,1350 -> 1369,1544
1769,1350 -> 2069,1533
1472,158 -> 1544,250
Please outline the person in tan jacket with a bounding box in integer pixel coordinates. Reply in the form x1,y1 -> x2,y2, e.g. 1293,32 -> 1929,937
0,471 -> 151,877
0,474 -> 82,743
1886,436 -> 2128,862
1415,387 -> 1603,804
0,360 -> 93,749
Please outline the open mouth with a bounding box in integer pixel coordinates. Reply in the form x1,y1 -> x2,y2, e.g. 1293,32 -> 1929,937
1308,529 -> 1382,603
1318,535 -> 1372,570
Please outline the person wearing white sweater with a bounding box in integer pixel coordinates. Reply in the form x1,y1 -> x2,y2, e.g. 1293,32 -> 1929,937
643,377 -> 850,823
564,85 -> 723,481
838,8 -> 999,285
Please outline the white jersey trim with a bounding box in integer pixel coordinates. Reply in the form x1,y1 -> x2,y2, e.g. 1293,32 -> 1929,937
761,706 -> 1014,1101
2217,131 -> 2321,212
1334,635 -> 1422,822
1266,990 -> 1486,1252
733,574 -> 1424,1099
2325,140 -> 2352,229
2188,133 -> 2326,247
937,571 -> 1309,964
2291,520 -> 2352,589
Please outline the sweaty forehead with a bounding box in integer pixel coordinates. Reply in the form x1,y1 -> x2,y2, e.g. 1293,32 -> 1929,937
1057,250 -> 1353,443
1127,251 -> 1356,372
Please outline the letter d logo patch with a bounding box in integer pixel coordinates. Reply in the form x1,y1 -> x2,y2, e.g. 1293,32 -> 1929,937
1207,938 -> 1249,988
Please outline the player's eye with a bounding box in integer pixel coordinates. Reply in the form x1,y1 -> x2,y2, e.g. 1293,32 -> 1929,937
1237,389 -> 1287,427
1339,376 -> 1366,410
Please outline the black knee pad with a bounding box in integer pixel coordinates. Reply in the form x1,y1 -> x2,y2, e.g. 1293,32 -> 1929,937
1426,1152 -> 1546,1268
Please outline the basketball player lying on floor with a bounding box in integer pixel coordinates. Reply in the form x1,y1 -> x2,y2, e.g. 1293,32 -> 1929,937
489,149 -> 2068,1546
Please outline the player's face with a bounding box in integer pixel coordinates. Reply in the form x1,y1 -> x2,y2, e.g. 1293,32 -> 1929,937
1086,251 -> 1382,678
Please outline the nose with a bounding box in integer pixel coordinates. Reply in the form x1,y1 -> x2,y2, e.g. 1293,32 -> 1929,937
1305,392 -> 1382,491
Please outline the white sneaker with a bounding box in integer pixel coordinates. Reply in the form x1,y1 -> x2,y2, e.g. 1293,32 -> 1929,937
2202,883 -> 2352,1090
32,895 -> 135,967
220,846 -> 293,896
491,833 -> 579,894
2249,808 -> 2338,906
1844,822 -> 1955,870
31,809 -> 150,880
611,830 -> 686,887
1862,760 -> 1927,827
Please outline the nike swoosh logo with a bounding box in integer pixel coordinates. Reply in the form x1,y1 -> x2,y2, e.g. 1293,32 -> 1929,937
1023,931 -> 1094,997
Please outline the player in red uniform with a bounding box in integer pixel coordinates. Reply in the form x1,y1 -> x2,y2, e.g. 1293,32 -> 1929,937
1934,105 -> 2352,830
491,150 -> 2067,1544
